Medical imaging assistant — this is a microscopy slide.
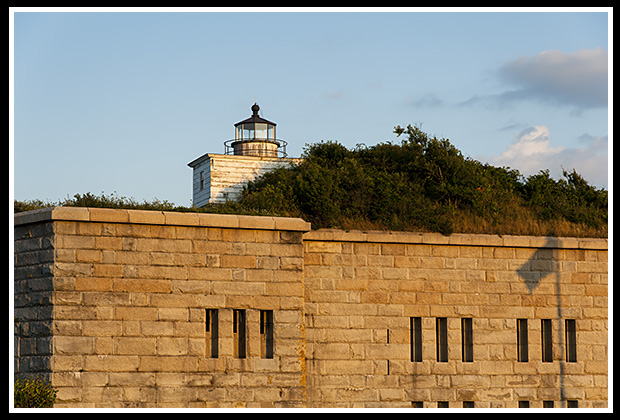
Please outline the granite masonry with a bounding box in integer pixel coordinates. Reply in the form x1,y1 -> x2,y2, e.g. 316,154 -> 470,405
13,207 -> 608,408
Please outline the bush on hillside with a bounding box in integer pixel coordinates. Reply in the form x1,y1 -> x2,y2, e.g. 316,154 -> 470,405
239,124 -> 607,237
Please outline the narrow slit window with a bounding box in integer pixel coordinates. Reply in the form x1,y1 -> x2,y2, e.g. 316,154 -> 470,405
461,318 -> 473,362
410,317 -> 422,362
260,310 -> 274,359
519,401 -> 530,408
386,328 -> 390,374
233,309 -> 246,359
541,319 -> 553,362
205,309 -> 218,358
517,319 -> 529,362
565,319 -> 577,362
463,401 -> 474,408
436,317 -> 448,362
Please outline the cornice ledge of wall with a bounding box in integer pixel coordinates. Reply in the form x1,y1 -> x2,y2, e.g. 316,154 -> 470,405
303,228 -> 608,251
13,208 -> 606,250
13,206 -> 311,232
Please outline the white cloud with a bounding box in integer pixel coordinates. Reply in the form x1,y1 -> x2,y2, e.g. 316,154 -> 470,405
497,48 -> 608,110
488,125 -> 608,188
498,126 -> 562,161
461,48 -> 608,111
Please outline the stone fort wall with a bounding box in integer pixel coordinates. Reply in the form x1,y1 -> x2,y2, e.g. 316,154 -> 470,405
303,230 -> 608,408
13,207 -> 608,408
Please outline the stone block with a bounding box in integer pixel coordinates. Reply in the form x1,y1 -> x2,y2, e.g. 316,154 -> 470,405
88,208 -> 129,223
82,320 -> 122,337
138,356 -> 198,373
163,211 -> 199,226
306,241 -> 342,254
84,355 -> 140,372
54,337 -> 95,355
115,337 -> 157,355
237,215 -> 275,230
198,213 -> 239,228
220,254 -> 256,269
126,209 -> 164,225
157,337 -> 189,356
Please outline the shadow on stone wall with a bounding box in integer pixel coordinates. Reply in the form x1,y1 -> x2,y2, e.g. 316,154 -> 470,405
517,237 -> 566,407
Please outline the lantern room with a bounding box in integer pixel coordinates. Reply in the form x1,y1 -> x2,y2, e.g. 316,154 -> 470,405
225,103 -> 288,158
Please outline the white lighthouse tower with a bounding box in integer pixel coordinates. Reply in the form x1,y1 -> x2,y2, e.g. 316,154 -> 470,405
188,103 -> 300,207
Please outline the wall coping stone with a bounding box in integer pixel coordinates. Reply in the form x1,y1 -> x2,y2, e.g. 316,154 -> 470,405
303,228 -> 607,250
14,208 -> 607,250
13,207 -> 312,232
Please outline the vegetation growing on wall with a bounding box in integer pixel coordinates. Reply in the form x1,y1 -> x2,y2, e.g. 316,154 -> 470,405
14,376 -> 57,408
14,192 -> 258,217
14,125 -> 607,238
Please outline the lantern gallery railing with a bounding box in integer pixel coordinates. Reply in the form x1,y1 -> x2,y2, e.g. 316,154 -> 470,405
224,138 -> 289,158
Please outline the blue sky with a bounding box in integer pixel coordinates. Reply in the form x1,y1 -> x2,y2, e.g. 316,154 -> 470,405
11,8 -> 611,207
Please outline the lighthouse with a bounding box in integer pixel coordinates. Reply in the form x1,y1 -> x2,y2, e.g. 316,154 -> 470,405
188,103 -> 300,207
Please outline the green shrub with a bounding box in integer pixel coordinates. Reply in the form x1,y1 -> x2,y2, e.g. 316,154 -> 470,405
238,124 -> 607,237
14,376 -> 57,408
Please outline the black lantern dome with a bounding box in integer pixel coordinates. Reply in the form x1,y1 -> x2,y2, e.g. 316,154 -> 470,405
225,103 -> 288,158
